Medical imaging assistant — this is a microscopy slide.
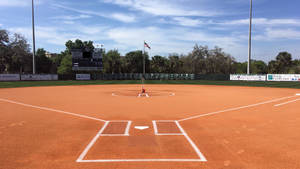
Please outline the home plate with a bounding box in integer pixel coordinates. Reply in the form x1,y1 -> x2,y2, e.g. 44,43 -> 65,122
134,126 -> 149,130
296,93 -> 300,96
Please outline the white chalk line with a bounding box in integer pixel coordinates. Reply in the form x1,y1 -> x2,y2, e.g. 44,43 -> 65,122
100,134 -> 129,136
77,121 -> 109,162
112,92 -> 175,98
78,159 -> 204,162
100,121 -> 131,136
175,121 -> 207,161
154,120 -> 206,161
155,133 -> 184,136
0,98 -> 107,122
155,120 -> 177,122
274,98 -> 300,107
152,120 -> 184,135
77,120 -> 206,162
152,120 -> 158,135
178,95 -> 298,122
125,121 -> 132,135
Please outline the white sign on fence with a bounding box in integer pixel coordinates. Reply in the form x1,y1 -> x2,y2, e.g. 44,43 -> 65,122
267,74 -> 300,82
76,74 -> 91,80
21,74 -> 58,81
0,74 -> 20,81
230,74 -> 266,81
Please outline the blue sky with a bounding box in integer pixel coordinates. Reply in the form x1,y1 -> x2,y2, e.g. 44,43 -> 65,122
1,0 -> 300,62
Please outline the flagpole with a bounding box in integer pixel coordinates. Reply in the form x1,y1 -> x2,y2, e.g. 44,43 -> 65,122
32,0 -> 36,74
142,41 -> 146,91
143,40 -> 145,76
247,0 -> 253,75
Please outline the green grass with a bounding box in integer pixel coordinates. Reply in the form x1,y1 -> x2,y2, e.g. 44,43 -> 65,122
1,80 -> 300,89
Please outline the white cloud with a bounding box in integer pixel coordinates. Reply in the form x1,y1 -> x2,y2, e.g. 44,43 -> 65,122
7,24 -> 300,62
0,0 -> 44,7
63,21 -> 75,25
106,26 -> 245,56
0,0 -> 29,7
223,18 -> 300,27
111,13 -> 136,23
76,25 -> 108,35
51,14 -> 92,21
172,17 -> 203,27
52,4 -> 136,23
101,0 -> 220,17
265,28 -> 300,40
8,24 -> 111,49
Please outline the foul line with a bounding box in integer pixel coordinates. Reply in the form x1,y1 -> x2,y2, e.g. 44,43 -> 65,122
274,98 -> 300,107
178,95 -> 298,122
0,98 -> 107,123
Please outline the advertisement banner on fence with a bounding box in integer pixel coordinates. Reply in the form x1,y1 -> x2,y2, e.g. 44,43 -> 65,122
267,74 -> 300,82
21,74 -> 58,81
76,74 -> 91,80
0,74 -> 20,81
230,74 -> 266,81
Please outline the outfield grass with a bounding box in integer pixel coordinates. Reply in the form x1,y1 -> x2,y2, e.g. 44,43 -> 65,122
0,80 -> 300,89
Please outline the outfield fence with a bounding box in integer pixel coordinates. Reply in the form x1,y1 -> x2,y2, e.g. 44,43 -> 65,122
4,73 -> 298,82
0,73 -> 232,81
92,73 -> 196,80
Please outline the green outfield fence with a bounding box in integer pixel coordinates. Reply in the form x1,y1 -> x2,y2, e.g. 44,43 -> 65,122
58,73 -> 229,81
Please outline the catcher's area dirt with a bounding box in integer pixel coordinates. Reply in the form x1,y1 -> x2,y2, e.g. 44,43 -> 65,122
0,84 -> 300,169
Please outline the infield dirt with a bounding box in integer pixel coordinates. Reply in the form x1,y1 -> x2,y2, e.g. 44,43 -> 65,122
0,85 -> 299,169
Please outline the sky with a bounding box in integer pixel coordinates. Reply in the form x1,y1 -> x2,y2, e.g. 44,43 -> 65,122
1,0 -> 300,62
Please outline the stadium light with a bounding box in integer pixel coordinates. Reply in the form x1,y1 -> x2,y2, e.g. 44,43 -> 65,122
32,0 -> 36,74
247,0 -> 253,75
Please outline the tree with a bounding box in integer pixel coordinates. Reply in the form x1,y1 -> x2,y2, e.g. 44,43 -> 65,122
150,55 -> 169,73
268,60 -> 278,73
288,59 -> 300,73
123,50 -> 149,73
167,54 -> 183,73
51,53 -> 64,73
36,48 -> 53,73
251,60 -> 267,74
268,52 -> 293,73
57,54 -> 72,74
0,29 -> 10,72
0,29 -> 9,46
188,45 -> 208,74
0,30 -> 33,73
205,46 -> 234,74
103,50 -> 122,73
7,33 -> 32,73
232,61 -> 247,74
275,52 -> 292,73
65,39 -> 94,53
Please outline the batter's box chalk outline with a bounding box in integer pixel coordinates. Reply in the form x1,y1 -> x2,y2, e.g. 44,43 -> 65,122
76,120 -> 207,162
152,120 -> 183,136
100,121 -> 132,136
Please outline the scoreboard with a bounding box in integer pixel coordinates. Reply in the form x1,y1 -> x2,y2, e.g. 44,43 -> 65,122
72,48 -> 103,71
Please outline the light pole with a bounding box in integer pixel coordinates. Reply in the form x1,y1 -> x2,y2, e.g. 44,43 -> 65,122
247,0 -> 253,75
32,0 -> 36,74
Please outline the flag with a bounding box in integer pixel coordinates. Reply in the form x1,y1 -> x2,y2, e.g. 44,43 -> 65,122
144,42 -> 151,49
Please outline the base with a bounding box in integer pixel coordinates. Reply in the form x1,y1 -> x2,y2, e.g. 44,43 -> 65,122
138,93 -> 150,98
